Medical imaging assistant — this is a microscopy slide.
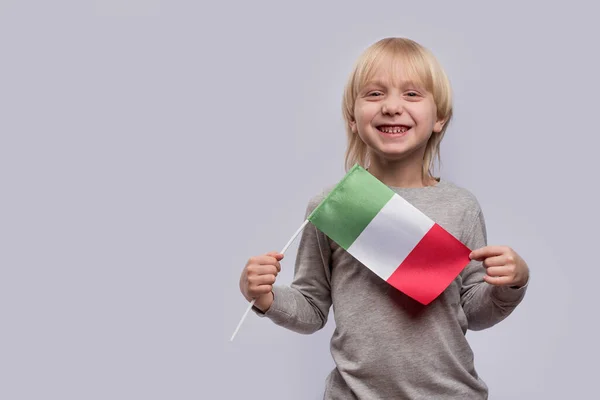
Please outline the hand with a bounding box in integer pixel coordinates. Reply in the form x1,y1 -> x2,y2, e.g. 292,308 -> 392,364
469,246 -> 529,288
239,251 -> 284,312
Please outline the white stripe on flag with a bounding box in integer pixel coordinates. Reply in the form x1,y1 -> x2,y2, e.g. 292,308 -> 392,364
347,193 -> 435,280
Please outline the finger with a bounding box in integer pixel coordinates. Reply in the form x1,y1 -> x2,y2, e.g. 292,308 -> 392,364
485,266 -> 510,277
257,284 -> 274,295
262,256 -> 281,273
250,284 -> 273,297
482,255 -> 508,268
249,255 -> 281,271
470,246 -> 508,261
251,274 -> 277,286
263,253 -> 282,272
266,251 -> 284,261
247,264 -> 279,277
483,275 -> 513,286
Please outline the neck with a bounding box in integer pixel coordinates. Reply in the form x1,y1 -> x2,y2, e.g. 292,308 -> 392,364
368,156 -> 435,188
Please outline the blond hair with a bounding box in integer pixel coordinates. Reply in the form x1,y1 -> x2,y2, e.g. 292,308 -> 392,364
342,37 -> 453,179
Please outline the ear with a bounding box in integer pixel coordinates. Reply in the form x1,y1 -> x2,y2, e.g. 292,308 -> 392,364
433,117 -> 447,133
350,119 -> 357,134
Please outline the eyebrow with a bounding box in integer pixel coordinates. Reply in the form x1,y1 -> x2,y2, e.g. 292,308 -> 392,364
363,79 -> 423,90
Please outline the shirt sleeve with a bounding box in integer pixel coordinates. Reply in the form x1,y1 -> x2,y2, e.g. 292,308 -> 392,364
460,204 -> 529,331
252,194 -> 333,334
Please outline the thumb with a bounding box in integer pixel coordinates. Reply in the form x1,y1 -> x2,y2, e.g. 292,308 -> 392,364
266,251 -> 284,261
469,246 -> 489,261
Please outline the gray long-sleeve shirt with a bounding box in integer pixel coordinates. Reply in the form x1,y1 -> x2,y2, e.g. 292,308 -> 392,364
253,178 -> 528,399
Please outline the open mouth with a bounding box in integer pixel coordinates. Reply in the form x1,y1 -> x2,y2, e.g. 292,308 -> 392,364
376,125 -> 411,135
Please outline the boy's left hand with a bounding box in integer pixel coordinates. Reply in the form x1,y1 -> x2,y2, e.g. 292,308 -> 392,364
469,246 -> 529,288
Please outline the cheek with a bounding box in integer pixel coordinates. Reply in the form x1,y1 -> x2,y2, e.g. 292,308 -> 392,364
413,107 -> 437,128
357,109 -> 376,128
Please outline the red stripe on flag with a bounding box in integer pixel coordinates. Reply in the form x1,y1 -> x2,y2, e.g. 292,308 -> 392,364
386,223 -> 471,305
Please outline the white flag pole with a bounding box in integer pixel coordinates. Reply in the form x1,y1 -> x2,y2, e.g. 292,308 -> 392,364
230,219 -> 310,342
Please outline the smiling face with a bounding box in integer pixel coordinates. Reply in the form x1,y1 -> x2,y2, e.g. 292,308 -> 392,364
350,58 -> 446,164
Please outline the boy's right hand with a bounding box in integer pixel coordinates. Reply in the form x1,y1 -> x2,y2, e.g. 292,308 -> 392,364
239,252 -> 284,312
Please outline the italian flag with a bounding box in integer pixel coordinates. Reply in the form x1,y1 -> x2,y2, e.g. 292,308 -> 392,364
307,164 -> 471,305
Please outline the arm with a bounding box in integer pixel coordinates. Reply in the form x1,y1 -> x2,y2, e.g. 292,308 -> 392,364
460,207 -> 529,331
252,197 -> 333,334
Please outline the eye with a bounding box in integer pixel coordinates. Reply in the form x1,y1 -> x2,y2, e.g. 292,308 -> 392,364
406,91 -> 419,97
367,91 -> 384,97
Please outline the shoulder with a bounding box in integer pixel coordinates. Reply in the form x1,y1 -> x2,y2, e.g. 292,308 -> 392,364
435,179 -> 483,215
430,179 -> 488,243
438,180 -> 490,245
305,183 -> 336,215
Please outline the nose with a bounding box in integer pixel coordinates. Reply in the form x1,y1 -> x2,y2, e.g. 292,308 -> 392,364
381,96 -> 403,116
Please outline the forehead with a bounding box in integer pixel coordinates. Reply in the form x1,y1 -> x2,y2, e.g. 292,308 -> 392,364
361,54 -> 431,90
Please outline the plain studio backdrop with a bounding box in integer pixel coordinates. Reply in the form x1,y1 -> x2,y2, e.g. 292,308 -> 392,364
0,1 -> 598,399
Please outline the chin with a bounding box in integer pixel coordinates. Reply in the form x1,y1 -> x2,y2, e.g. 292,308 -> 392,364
370,144 -> 424,162
371,151 -> 411,163
375,146 -> 413,158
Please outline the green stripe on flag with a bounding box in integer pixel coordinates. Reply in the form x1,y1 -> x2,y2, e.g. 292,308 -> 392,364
307,164 -> 394,250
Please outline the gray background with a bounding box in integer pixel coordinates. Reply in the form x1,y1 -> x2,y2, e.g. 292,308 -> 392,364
1,1 -> 598,399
